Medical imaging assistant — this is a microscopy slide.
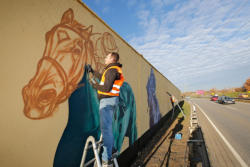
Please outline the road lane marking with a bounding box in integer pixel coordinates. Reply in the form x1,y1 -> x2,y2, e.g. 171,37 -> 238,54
224,106 -> 237,111
237,102 -> 250,106
195,104 -> 248,167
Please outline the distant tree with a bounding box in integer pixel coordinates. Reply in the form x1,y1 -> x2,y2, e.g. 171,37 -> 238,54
209,88 -> 216,94
235,87 -> 243,92
244,78 -> 250,91
221,89 -> 227,94
242,86 -> 247,92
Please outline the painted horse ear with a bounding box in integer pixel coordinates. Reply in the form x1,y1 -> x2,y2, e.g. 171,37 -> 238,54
85,25 -> 93,34
61,8 -> 74,24
81,25 -> 93,39
45,31 -> 51,43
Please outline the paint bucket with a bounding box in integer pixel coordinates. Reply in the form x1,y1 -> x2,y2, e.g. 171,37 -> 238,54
175,133 -> 182,140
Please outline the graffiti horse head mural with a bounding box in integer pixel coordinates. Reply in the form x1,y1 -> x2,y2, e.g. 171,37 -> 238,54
22,9 -> 118,119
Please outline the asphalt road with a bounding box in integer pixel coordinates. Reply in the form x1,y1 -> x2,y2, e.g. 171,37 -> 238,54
190,98 -> 250,167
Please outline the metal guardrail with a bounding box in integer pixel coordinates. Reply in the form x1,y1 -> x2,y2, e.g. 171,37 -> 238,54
188,97 -> 250,101
233,97 -> 250,100
186,96 -> 250,100
185,104 -> 211,167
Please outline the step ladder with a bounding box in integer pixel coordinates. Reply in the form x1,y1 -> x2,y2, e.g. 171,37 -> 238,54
80,135 -> 119,167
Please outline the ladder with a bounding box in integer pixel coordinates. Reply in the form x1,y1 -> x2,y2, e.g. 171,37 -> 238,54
175,99 -> 186,118
80,135 -> 119,167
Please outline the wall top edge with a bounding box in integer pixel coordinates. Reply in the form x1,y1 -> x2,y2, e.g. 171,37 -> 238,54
76,0 -> 179,92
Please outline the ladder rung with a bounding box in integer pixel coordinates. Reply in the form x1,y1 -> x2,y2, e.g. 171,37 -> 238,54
80,135 -> 119,167
96,140 -> 103,144
87,142 -> 103,149
84,158 -> 96,167
84,153 -> 119,167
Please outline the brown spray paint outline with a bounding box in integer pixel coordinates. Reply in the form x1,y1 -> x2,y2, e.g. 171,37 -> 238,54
22,8 -> 118,120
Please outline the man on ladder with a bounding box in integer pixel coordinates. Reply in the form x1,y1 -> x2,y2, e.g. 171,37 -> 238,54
87,52 -> 124,167
166,92 -> 176,119
166,92 -> 185,119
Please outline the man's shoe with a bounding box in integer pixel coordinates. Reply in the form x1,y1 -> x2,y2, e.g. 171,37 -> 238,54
112,148 -> 119,158
102,160 -> 113,167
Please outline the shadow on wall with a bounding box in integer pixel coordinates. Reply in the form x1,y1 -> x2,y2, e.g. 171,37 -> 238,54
146,68 -> 161,127
21,8 -> 137,167
118,101 -> 184,167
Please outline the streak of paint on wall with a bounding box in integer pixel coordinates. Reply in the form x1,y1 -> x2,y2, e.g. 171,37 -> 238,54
146,68 -> 161,127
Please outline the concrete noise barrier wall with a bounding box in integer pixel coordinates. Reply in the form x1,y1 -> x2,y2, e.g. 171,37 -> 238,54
0,0 -> 181,166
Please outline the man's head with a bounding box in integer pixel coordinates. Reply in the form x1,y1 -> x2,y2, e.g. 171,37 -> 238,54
105,52 -> 119,65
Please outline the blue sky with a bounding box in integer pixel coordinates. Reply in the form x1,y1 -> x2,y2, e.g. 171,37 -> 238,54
82,0 -> 250,92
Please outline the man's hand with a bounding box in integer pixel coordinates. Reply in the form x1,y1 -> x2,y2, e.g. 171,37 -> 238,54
89,78 -> 98,89
91,82 -> 98,89
86,64 -> 94,73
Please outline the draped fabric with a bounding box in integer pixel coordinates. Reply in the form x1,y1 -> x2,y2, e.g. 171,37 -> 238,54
54,67 -> 137,167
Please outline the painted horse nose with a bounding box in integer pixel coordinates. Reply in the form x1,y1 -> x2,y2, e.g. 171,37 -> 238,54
22,83 -> 57,119
24,105 -> 51,119
28,108 -> 41,119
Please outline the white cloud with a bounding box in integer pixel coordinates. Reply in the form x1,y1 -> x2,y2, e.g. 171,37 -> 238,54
102,6 -> 110,13
129,0 -> 250,91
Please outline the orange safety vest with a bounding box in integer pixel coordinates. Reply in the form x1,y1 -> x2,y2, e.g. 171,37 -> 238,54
171,96 -> 176,103
98,66 -> 124,96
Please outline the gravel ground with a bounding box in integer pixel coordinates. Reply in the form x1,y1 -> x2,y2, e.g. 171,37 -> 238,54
131,103 -> 191,167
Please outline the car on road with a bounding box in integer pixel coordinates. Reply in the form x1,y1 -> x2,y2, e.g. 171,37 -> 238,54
239,93 -> 248,98
218,96 -> 235,104
210,96 -> 218,101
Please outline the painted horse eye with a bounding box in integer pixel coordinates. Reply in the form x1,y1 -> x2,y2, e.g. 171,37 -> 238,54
71,40 -> 83,54
38,89 -> 56,105
57,30 -> 70,43
77,40 -> 83,48
72,48 -> 81,55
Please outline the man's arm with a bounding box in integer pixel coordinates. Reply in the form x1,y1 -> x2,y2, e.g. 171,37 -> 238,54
93,69 -> 119,92
93,70 -> 102,80
86,64 -> 102,80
